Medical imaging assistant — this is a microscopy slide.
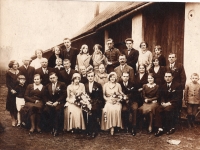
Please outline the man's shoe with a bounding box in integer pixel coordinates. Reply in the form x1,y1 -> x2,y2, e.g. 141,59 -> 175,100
91,132 -> 96,138
166,128 -> 175,135
132,129 -> 136,136
154,130 -> 163,137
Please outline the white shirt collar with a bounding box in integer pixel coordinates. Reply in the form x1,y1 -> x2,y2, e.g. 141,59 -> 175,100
55,65 -> 63,68
167,82 -> 172,86
24,65 -> 29,69
34,83 -> 43,91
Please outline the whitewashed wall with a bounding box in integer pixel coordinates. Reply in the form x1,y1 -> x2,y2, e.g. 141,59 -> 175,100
184,3 -> 200,83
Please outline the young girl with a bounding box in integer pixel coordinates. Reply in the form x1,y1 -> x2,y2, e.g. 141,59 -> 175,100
15,75 -> 27,126
90,44 -> 107,74
76,44 -> 92,72
153,45 -> 166,66
184,73 -> 200,128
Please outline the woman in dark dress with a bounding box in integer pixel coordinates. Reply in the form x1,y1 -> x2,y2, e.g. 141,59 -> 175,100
138,73 -> 159,133
48,46 -> 63,68
149,58 -> 166,87
22,74 -> 45,134
135,64 -> 148,107
6,60 -> 21,126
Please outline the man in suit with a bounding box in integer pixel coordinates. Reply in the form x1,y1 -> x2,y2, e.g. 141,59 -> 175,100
104,38 -> 121,73
121,38 -> 139,74
43,72 -> 67,136
154,71 -> 182,137
114,54 -> 135,83
60,59 -> 77,87
119,72 -> 138,136
84,71 -> 103,138
79,65 -> 88,84
18,57 -> 35,85
167,52 -> 186,108
60,38 -> 79,69
34,58 -> 55,86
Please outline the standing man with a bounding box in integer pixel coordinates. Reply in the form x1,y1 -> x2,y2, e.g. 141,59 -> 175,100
60,38 -> 79,69
18,57 -> 35,85
114,54 -> 135,83
121,38 -> 139,74
84,71 -> 103,138
60,59 -> 77,87
35,58 -> 55,86
119,72 -> 138,136
104,38 -> 121,73
154,71 -> 182,137
167,52 -> 186,108
43,72 -> 67,136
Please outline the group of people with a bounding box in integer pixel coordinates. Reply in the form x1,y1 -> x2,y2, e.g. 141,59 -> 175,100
5,37 -> 200,138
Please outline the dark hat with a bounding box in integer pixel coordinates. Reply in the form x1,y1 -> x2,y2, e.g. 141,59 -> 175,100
18,75 -> 26,80
125,38 -> 133,43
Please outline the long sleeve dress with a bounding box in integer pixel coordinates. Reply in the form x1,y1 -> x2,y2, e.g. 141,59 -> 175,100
138,50 -> 153,71
64,83 -> 86,131
94,72 -> 108,87
6,70 -> 21,113
138,84 -> 159,115
101,82 -> 123,130
90,53 -> 107,74
76,54 -> 91,72
21,84 -> 44,125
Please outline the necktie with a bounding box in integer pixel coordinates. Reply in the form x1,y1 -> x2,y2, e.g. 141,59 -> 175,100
170,64 -> 173,70
167,84 -> 170,90
128,49 -> 131,55
52,83 -> 56,95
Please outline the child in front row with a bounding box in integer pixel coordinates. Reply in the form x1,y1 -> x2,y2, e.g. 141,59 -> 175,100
15,75 -> 27,126
184,73 -> 200,128
153,45 -> 166,66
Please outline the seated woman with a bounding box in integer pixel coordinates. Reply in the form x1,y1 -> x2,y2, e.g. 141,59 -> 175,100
101,72 -> 124,135
138,73 -> 159,133
75,44 -> 92,72
22,74 -> 45,134
90,44 -> 107,74
48,46 -> 63,68
30,49 -> 44,69
63,73 -> 86,132
94,64 -> 108,87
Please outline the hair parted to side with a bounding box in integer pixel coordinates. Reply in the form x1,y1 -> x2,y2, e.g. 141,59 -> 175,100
139,41 -> 148,48
191,73 -> 199,78
8,60 -> 19,68
63,38 -> 71,41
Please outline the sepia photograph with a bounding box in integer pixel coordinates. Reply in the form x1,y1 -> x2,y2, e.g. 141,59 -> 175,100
0,0 -> 200,149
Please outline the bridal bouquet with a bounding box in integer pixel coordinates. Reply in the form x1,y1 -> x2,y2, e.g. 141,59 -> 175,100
111,92 -> 128,104
74,92 -> 92,114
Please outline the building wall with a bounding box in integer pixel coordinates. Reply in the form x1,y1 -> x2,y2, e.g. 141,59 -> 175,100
184,3 -> 200,83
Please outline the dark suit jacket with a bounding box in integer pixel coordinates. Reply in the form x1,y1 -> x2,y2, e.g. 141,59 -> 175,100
80,75 -> 88,84
18,65 -> 35,85
134,73 -> 148,90
119,81 -> 138,103
60,47 -> 79,69
121,48 -> 139,74
166,63 -> 186,89
35,67 -> 55,86
160,81 -> 182,107
60,68 -> 77,87
85,81 -> 103,110
44,81 -> 67,104
114,64 -> 135,83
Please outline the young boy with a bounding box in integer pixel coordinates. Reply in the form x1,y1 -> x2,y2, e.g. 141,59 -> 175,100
184,73 -> 200,128
15,75 -> 27,126
153,45 -> 166,66
55,58 -> 64,70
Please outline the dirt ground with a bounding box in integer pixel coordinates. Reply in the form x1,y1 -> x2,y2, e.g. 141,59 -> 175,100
1,85 -> 200,150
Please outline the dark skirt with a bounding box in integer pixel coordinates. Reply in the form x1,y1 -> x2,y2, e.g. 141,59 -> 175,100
139,102 -> 158,115
20,101 -> 43,127
6,91 -> 17,113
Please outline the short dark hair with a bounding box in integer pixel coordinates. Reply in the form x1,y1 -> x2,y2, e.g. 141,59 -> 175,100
165,70 -> 173,76
63,38 -> 71,41
148,73 -> 155,79
119,54 -> 126,59
154,45 -> 162,52
107,38 -> 114,43
8,60 -> 19,68
34,74 -> 41,79
168,52 -> 177,58
138,64 -> 147,73
122,72 -> 130,76
139,41 -> 148,48
49,72 -> 57,77
63,59 -> 70,63
125,38 -> 133,43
